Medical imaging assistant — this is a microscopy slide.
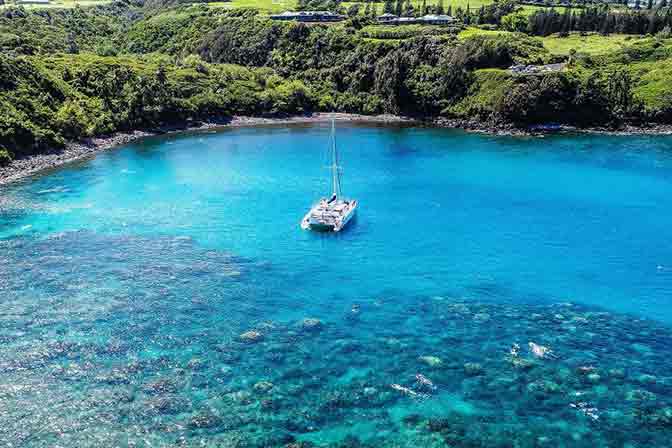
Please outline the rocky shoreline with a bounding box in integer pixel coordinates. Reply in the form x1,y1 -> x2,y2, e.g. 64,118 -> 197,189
2,112 -> 672,186
433,117 -> 672,137
0,113 -> 413,186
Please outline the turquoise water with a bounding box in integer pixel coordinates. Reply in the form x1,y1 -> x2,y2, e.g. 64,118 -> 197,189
1,123 -> 672,447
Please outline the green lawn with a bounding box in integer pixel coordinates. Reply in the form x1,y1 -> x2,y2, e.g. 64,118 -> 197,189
519,4 -> 568,14
458,26 -> 512,39
541,32 -> 651,56
208,0 -> 297,13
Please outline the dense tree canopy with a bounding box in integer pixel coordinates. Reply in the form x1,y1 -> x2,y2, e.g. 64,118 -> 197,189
1,1 -> 672,165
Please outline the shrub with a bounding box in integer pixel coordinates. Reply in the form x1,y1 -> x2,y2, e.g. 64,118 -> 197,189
657,25 -> 672,40
0,146 -> 12,166
54,99 -> 111,139
501,12 -> 529,34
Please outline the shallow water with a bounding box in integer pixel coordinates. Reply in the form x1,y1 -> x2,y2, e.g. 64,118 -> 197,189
1,123 -> 672,447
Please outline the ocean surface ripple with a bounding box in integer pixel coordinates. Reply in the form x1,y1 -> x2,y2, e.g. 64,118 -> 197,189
1,124 -> 672,447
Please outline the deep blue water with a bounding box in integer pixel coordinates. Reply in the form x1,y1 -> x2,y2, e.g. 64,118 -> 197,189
1,123 -> 672,447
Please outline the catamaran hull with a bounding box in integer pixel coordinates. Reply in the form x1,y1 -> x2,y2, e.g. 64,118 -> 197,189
303,222 -> 337,232
301,202 -> 357,232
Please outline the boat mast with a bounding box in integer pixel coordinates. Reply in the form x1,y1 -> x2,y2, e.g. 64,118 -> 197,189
330,120 -> 342,199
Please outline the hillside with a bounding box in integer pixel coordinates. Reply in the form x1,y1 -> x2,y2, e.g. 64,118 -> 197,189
2,0 -> 672,165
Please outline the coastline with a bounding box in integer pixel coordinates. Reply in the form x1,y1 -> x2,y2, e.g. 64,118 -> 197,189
2,112 -> 672,186
433,118 -> 672,137
0,113 -> 413,186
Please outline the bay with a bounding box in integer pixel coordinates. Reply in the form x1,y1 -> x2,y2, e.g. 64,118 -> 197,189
1,123 -> 672,447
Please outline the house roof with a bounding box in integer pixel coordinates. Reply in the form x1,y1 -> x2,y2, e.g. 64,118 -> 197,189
270,10 -> 344,19
275,10 -> 339,16
421,14 -> 454,20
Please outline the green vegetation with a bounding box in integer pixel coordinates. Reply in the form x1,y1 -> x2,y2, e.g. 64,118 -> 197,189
0,146 -> 11,165
541,33 -> 650,56
209,0 -> 297,14
0,4 -> 131,55
0,0 -> 113,10
458,26 -> 512,39
341,0 -> 495,14
0,49 -> 316,162
518,4 -> 568,15
359,23 -> 454,39
2,0 -> 672,166
449,68 -> 513,119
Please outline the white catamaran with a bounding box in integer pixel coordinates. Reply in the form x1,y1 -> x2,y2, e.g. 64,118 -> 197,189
301,121 -> 357,232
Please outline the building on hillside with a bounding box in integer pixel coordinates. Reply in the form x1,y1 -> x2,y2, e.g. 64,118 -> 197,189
509,63 -> 566,76
519,0 -> 570,6
420,14 -> 455,25
395,16 -> 421,24
377,13 -> 398,23
626,0 -> 667,7
269,11 -> 345,22
377,14 -> 455,26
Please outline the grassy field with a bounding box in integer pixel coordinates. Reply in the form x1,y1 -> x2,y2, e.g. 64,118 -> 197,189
631,58 -> 672,109
0,0 -> 110,8
458,26 -> 513,39
207,0 -> 495,15
1,0 -> 491,12
359,22 -> 457,40
541,32 -> 651,56
458,29 -> 655,58
342,0 -> 494,14
0,0 -> 290,11
519,4 -> 567,14
208,0 -> 296,13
